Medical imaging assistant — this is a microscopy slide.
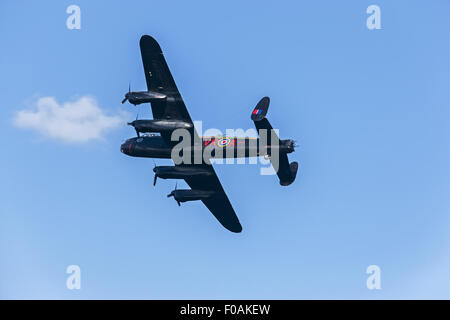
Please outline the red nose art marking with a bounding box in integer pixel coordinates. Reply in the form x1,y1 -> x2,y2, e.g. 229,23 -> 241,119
129,143 -> 132,153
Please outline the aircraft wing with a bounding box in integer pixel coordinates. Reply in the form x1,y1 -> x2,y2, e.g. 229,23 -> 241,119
140,36 -> 241,231
140,35 -> 198,144
181,164 -> 242,233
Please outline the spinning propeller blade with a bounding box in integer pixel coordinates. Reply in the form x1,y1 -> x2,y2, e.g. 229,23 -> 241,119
167,182 -> 180,205
129,113 -> 139,138
121,83 -> 131,104
152,161 -> 157,187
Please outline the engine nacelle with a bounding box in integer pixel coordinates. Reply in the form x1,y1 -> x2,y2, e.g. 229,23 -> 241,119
153,165 -> 212,186
122,90 -> 166,105
129,120 -> 193,134
167,189 -> 215,206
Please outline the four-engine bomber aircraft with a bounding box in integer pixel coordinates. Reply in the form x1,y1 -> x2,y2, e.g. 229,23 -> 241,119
120,35 -> 298,232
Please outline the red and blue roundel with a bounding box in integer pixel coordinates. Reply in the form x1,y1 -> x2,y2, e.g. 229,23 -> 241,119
217,137 -> 231,147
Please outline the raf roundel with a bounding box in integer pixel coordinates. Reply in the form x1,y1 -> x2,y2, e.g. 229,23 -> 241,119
217,137 -> 231,147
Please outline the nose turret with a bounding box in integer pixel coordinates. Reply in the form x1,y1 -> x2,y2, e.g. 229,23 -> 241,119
120,142 -> 127,154
120,140 -> 133,155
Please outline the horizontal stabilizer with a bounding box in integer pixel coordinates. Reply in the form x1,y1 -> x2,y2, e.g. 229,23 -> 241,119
277,154 -> 298,186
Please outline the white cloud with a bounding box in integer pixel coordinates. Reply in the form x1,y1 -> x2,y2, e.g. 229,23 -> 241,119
14,96 -> 128,143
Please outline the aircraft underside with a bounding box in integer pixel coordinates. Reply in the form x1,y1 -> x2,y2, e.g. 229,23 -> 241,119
120,35 -> 298,232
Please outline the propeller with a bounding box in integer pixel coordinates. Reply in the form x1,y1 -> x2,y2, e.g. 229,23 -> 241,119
167,182 -> 180,206
121,83 -> 131,104
152,161 -> 157,187
127,113 -> 140,138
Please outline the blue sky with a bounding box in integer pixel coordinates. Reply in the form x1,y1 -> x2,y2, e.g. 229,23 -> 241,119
1,0 -> 450,299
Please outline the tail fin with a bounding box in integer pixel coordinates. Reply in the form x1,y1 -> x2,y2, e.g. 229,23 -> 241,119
251,97 -> 298,186
251,97 -> 270,122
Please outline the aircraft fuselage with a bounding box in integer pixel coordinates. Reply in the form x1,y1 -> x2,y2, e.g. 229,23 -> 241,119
120,135 -> 295,160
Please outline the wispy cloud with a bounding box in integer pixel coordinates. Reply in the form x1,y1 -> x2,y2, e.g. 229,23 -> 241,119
13,96 -> 128,143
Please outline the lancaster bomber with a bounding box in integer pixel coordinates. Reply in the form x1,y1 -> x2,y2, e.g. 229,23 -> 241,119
120,35 -> 298,232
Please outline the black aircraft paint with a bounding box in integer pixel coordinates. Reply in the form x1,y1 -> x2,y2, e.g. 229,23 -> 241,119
120,35 -> 298,233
